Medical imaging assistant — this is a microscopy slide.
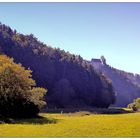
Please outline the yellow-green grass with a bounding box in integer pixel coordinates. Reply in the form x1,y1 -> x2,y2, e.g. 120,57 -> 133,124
0,112 -> 140,137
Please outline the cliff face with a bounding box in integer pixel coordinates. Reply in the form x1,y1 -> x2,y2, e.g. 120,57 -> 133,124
91,59 -> 140,107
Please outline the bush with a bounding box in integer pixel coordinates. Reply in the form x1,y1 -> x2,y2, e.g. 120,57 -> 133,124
0,55 -> 47,118
127,98 -> 140,111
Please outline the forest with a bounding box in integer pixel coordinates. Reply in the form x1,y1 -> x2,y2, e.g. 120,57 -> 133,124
0,23 -> 115,109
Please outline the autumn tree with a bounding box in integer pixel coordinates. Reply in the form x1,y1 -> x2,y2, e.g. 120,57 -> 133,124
0,55 -> 47,118
127,98 -> 140,111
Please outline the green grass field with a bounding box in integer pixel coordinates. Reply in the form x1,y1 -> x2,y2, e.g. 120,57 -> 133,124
0,111 -> 140,138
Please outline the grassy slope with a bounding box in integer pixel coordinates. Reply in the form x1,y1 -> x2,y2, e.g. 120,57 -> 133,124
0,112 -> 140,138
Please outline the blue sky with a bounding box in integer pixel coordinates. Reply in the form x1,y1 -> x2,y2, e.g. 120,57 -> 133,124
0,3 -> 140,74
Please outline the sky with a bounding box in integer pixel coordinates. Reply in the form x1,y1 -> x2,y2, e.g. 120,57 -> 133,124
0,3 -> 140,74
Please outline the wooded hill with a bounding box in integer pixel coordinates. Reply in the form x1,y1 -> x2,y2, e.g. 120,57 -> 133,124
91,58 -> 140,107
0,23 -> 115,108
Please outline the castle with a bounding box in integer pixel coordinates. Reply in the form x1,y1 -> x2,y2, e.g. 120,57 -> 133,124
91,56 -> 106,69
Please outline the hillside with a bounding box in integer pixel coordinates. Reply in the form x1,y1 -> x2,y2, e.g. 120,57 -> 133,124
91,57 -> 140,107
0,23 -> 115,109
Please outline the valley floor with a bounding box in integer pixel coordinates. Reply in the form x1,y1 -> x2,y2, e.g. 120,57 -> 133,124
0,112 -> 140,137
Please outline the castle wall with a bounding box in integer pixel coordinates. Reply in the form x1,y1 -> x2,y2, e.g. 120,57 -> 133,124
91,61 -> 103,69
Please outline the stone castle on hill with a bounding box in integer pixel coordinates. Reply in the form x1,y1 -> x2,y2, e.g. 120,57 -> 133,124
91,56 -> 107,69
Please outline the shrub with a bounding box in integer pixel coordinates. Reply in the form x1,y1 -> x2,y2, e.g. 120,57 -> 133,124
127,98 -> 140,111
0,55 -> 47,118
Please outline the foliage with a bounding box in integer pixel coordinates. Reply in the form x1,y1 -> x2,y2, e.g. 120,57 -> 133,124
0,55 -> 47,118
101,55 -> 106,65
0,23 -> 115,108
92,59 -> 140,107
51,79 -> 76,108
127,98 -> 140,111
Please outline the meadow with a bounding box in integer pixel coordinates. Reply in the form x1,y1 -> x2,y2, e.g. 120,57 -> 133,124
0,110 -> 140,138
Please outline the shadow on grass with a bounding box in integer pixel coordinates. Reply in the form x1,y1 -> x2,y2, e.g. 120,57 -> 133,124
0,115 -> 58,124
45,107 -> 134,115
92,108 -> 134,115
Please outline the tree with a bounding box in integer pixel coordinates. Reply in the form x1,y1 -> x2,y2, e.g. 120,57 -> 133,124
51,79 -> 75,108
127,98 -> 140,111
0,55 -> 47,118
101,56 -> 106,65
